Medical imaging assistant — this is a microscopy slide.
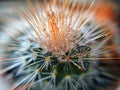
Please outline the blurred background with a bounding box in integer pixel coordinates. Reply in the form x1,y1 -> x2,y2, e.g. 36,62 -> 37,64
0,0 -> 120,90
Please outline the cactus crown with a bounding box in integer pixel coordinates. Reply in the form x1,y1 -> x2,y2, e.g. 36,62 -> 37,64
0,0 -> 118,90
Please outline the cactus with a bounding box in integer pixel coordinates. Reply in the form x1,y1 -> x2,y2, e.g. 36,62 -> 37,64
0,0 -> 119,90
